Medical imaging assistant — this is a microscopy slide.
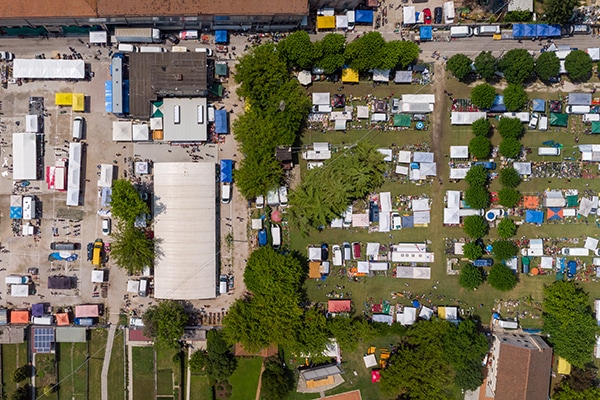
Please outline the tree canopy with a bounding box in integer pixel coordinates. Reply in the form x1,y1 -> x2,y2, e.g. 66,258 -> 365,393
463,216 -> 489,239
474,51 -> 496,81
314,33 -> 346,74
492,240 -> 518,261
497,218 -> 517,239
503,84 -> 528,112
344,32 -> 388,72
327,316 -> 373,352
382,40 -> 420,70
535,51 -> 560,81
487,264 -> 517,291
499,138 -> 522,159
498,117 -> 524,139
463,242 -> 484,260
446,54 -> 472,81
499,167 -> 521,187
460,264 -> 485,290
544,0 -> 581,25
471,118 -> 491,137
471,83 -> 497,109
542,281 -> 598,367
465,165 -> 489,187
565,50 -> 593,82
110,180 -> 149,226
143,300 -> 188,349
110,222 -> 154,274
498,49 -> 535,84
464,186 -> 491,210
469,136 -> 492,159
277,31 -> 314,69
498,187 -> 521,208
260,356 -> 294,400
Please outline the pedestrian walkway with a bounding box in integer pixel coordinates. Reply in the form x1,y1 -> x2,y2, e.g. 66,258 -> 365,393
101,324 -> 117,400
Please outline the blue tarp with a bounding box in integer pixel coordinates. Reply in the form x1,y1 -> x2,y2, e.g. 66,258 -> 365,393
215,30 -> 228,44
401,215 -> 414,228
567,260 -> 577,277
355,10 -> 374,23
513,24 -> 525,38
489,95 -> 507,112
532,98 -> 546,112
123,79 -> 130,114
220,159 -> 233,183
513,24 -> 561,38
10,206 -> 22,219
258,229 -> 267,246
419,26 -> 432,40
215,109 -> 228,134
524,24 -> 536,37
105,80 -> 112,113
536,24 -> 548,37
547,25 -> 561,37
48,252 -> 78,262
525,210 -> 544,224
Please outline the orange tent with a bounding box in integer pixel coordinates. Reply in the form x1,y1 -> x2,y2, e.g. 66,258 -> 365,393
10,310 -> 29,324
55,313 -> 70,326
309,262 -> 321,279
328,300 -> 352,313
522,196 -> 540,209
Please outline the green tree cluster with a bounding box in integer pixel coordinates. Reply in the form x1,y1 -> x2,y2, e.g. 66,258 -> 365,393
446,54 -> 473,81
497,218 -> 517,239
504,10 -> 533,22
11,366 -> 28,383
110,180 -> 150,225
314,33 -> 346,74
498,49 -> 535,84
471,118 -> 491,137
260,356 -> 294,400
474,51 -> 497,81
535,51 -> 560,81
498,187 -> 521,208
344,32 -> 419,72
465,165 -> 488,187
288,142 -> 386,235
189,330 -> 237,384
565,50 -> 593,82
498,117 -> 524,139
380,319 -> 488,398
464,186 -> 490,210
459,263 -> 485,290
499,138 -> 522,159
142,300 -> 188,349
488,264 -> 518,291
463,216 -> 489,239
544,0 -> 581,25
499,167 -> 521,187
469,136 -> 492,159
492,240 -> 518,261
463,242 -> 484,260
277,31 -> 314,69
503,84 -> 528,112
542,281 -> 598,367
471,83 -> 497,109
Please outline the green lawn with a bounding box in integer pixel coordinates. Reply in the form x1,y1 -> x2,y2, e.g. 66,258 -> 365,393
189,375 -> 213,400
35,352 -> 57,397
107,330 -> 126,400
2,343 -> 28,395
157,369 -> 173,396
132,346 -> 155,400
57,342 -> 88,400
229,357 -> 262,400
88,329 -> 107,400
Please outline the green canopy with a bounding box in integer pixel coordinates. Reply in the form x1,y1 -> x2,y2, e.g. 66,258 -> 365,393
549,113 -> 568,127
592,121 -> 600,134
210,82 -> 224,97
215,62 -> 228,77
566,195 -> 578,207
393,114 -> 411,127
522,257 -> 530,266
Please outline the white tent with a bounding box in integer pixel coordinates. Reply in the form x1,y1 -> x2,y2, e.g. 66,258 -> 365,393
412,198 -> 430,211
409,169 -> 422,181
527,239 -> 544,256
413,211 -> 430,224
403,6 -> 416,24
420,162 -> 437,176
13,59 -> 85,79
135,162 -> 149,175
372,314 -> 393,325
357,261 -> 370,274
395,266 -> 431,279
26,115 -> 40,133
356,106 -> 369,119
440,306 -> 458,321
513,162 -> 532,175
451,112 -> 487,125
378,149 -> 393,161
450,146 -> 468,159
132,124 -> 149,141
380,192 -> 392,212
336,15 -> 348,28
541,257 -> 554,269
127,280 -> 140,293
98,164 -> 114,188
352,213 -> 369,227
401,102 -> 433,113
113,121 -> 132,141
91,270 -> 105,283
297,70 -> 312,86
251,219 -> 263,230
503,112 -> 530,122
10,285 -> 29,297
367,243 -> 380,260
363,354 -> 377,368
444,208 -> 460,225
588,48 -> 600,61
579,198 -> 594,217
454,243 -> 465,255
413,152 -> 434,163
419,306 -> 434,320
370,262 -> 388,271
372,69 -> 390,82
402,94 -> 435,104
379,212 -> 390,232
398,151 -> 411,163
397,307 -> 417,326
395,165 -> 409,175
66,143 -> 82,206
334,119 -> 346,131
312,92 -> 331,106
585,236 -> 599,251
447,191 -> 461,208
450,168 -> 470,180
12,132 -> 37,181
544,191 -> 565,207
308,247 -> 322,261
150,117 -> 163,130
89,31 -> 107,44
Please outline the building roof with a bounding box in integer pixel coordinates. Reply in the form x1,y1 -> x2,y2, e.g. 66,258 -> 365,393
322,390 -> 363,400
128,52 -> 208,119
129,328 -> 153,342
161,98 -> 208,142
10,310 -> 29,324
493,333 -> 552,400
55,327 -> 87,343
153,162 -> 217,300
300,364 -> 343,381
0,0 -> 308,18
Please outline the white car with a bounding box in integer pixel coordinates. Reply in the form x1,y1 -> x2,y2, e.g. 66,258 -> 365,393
102,218 -> 111,235
391,212 -> 402,230
278,186 -> 288,207
332,245 -> 343,266
195,47 -> 213,57
256,195 -> 264,209
0,52 -> 14,61
528,113 -> 539,130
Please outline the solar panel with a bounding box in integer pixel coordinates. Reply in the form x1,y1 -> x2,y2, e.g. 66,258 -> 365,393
33,328 -> 55,353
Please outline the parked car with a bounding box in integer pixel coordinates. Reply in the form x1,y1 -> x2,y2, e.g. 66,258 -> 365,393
164,33 -> 180,45
321,243 -> 329,261
219,274 -> 228,294
195,47 -> 213,56
102,218 -> 111,235
391,98 -> 400,114
342,242 -> 351,261
279,186 -> 288,207
434,7 -> 443,24
256,195 -> 264,209
423,8 -> 432,24
0,52 -> 14,61
228,274 -> 234,291
391,212 -> 402,230
87,243 -> 94,261
332,245 -> 343,266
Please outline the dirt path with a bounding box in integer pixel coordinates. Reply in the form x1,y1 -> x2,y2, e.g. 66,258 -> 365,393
254,363 -> 265,400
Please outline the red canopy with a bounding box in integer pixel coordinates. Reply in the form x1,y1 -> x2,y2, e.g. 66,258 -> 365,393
371,370 -> 381,383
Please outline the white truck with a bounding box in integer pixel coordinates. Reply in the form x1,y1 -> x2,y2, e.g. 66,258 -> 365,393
114,28 -> 161,43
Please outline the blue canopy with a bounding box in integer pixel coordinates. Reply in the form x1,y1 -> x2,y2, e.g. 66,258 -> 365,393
258,229 -> 267,246
10,206 -> 22,219
420,26 -> 432,40
489,95 -> 507,112
568,260 -> 577,277
536,24 -> 549,37
215,30 -> 228,44
532,98 -> 546,113
220,159 -> 233,183
512,24 -> 525,38
524,24 -> 536,37
355,10 -> 374,23
401,216 -> 414,228
412,300 -> 421,308
215,109 -> 228,134
525,210 -> 544,224
547,25 -> 561,37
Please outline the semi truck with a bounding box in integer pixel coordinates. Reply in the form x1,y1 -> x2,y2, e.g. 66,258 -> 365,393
114,28 -> 161,43
92,239 -> 103,266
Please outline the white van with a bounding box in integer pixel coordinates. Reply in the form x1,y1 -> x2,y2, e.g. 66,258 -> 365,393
5,276 -> 28,285
443,1 -> 455,24
347,10 -> 355,30
278,186 -> 288,207
271,224 -> 281,249
332,245 -> 343,266
219,274 -> 228,294
474,25 -> 500,36
117,43 -> 138,53
194,47 -> 213,57
138,278 -> 148,297
538,115 -> 548,131
342,242 -> 351,261
450,26 -> 473,38
528,113 -> 539,129
561,248 -> 590,256
538,147 -> 560,156
139,46 -> 165,53
567,105 -> 591,114
72,116 -> 84,140
221,183 -> 231,204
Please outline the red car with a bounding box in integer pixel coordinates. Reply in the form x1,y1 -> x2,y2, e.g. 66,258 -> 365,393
423,8 -> 432,24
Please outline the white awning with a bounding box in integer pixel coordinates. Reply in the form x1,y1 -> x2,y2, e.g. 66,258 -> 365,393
378,148 -> 393,161
98,164 -> 113,188
412,198 -> 430,211
451,112 -> 487,125
447,191 -> 461,208
372,69 -> 390,82
450,168 -> 470,179
403,6 -> 416,24
127,280 -> 140,293
312,92 -> 331,105
380,192 -> 392,212
513,162 -> 532,175
66,143 -> 82,206
398,151 -> 411,163
113,121 -> 132,141
89,31 -> 108,44
91,270 -> 104,283
357,106 -> 369,119
10,285 -> 29,297
13,59 -> 85,79
12,133 -> 37,180
450,146 -> 468,159
132,124 -> 149,141
336,15 -> 348,28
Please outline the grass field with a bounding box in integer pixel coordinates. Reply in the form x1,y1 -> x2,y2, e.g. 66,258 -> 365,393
132,346 -> 155,400
189,375 -> 213,400
107,330 -> 126,400
2,343 -> 28,395
57,342 -> 88,400
88,329 -> 107,400
36,352 -> 57,397
156,369 -> 173,396
229,357 -> 263,400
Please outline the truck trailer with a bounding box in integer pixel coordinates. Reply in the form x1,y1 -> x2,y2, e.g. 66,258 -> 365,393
114,28 -> 161,43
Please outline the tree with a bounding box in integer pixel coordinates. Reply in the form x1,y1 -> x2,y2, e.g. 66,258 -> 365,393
204,330 -> 237,383
471,118 -> 491,137
503,84 -> 528,112
314,33 -> 346,73
544,0 -> 581,25
459,264 -> 485,290
293,308 -> 330,358
446,54 -> 472,81
542,281 -> 598,367
465,165 -> 488,187
497,219 -> 517,239
11,366 -> 27,383
10,385 -> 29,400
499,138 -> 522,159
498,49 -> 535,84
469,136 -> 492,159
234,151 -> 284,200
498,187 -> 521,208
499,167 -> 521,187
553,384 -> 600,400
344,32 -> 388,72
243,246 -> 305,297
536,51 -> 560,81
470,83 -> 496,109
474,51 -> 496,81
328,316 -> 373,352
464,186 -> 491,210
492,240 -> 518,261
565,50 -> 593,82
498,117 -> 524,139
110,180 -> 149,226
553,365 -> 599,396
277,31 -> 314,69
504,10 -> 532,22
463,242 -> 484,260
382,40 -> 420,70
110,223 -> 154,274
189,350 -> 208,375
463,216 -> 489,239
142,300 -> 188,349
487,264 -> 517,291
261,356 -> 294,400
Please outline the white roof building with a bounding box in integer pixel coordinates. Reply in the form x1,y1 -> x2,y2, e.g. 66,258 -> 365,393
12,133 -> 37,181
153,163 -> 217,300
66,143 -> 82,206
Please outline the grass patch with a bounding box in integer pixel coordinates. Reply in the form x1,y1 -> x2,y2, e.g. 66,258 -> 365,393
189,375 -> 213,400
229,357 -> 262,400
132,347 -> 154,400
35,352 -> 57,393
2,343 -> 28,394
57,342 -> 87,400
156,369 -> 173,396
88,329 -> 107,400
107,330 -> 126,400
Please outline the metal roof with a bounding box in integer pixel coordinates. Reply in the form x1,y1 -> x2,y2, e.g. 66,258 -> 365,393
300,364 -> 343,381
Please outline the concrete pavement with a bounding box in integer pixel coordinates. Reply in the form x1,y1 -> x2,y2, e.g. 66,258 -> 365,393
101,324 -> 117,400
